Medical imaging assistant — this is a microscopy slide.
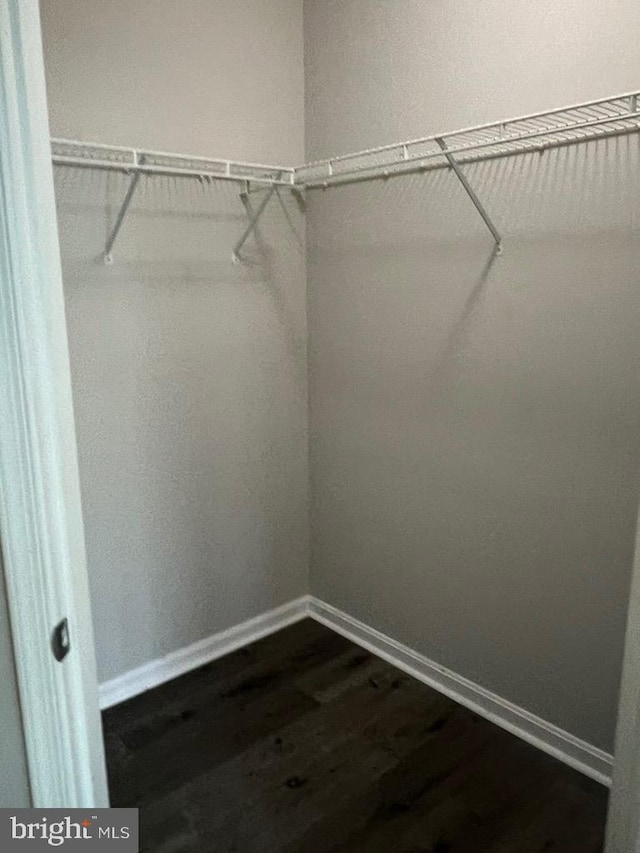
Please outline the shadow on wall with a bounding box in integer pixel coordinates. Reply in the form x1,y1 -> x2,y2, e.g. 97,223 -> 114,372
53,167 -> 309,684
427,241 -> 501,388
307,133 -> 640,752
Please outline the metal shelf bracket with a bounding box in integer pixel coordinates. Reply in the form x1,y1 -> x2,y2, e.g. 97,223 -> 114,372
435,138 -> 502,253
232,172 -> 281,263
102,152 -> 143,265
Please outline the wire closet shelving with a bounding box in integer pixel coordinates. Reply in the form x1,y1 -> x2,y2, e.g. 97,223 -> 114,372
52,90 -> 640,262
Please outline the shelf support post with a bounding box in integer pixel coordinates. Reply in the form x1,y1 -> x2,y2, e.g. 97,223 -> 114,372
435,138 -> 502,252
102,152 -> 143,265
232,173 -> 280,263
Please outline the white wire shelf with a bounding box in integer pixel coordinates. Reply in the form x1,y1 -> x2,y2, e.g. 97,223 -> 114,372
294,90 -> 640,188
50,89 -> 640,262
51,139 -> 294,264
51,139 -> 295,187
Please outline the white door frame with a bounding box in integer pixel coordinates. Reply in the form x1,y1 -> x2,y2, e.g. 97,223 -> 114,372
606,528 -> 640,851
2,0 -> 640,841
0,0 -> 108,807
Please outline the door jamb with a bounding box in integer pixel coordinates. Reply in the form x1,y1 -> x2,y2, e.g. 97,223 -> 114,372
0,0 -> 108,808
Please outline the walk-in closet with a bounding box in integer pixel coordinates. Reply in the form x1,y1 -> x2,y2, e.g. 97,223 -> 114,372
36,0 -> 640,849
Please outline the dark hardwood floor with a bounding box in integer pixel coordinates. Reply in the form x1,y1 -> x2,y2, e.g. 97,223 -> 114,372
103,619 -> 608,852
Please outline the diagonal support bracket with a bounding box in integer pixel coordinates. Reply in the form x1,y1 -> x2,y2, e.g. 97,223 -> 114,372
102,153 -> 144,265
232,173 -> 281,263
435,138 -> 502,252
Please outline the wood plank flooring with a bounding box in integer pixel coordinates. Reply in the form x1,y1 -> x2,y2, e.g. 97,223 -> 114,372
103,619 -> 608,852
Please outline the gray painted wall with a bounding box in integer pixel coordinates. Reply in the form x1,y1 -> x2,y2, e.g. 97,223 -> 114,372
305,0 -> 640,752
41,0 -> 308,683
0,555 -> 30,806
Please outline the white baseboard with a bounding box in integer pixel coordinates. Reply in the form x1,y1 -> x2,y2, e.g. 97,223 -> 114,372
99,592 -> 613,787
307,597 -> 613,787
98,596 -> 310,710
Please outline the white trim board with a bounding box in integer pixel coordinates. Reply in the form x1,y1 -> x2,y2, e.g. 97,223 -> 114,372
99,594 -> 613,787
99,596 -> 310,710
0,0 -> 109,807
307,597 -> 613,787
